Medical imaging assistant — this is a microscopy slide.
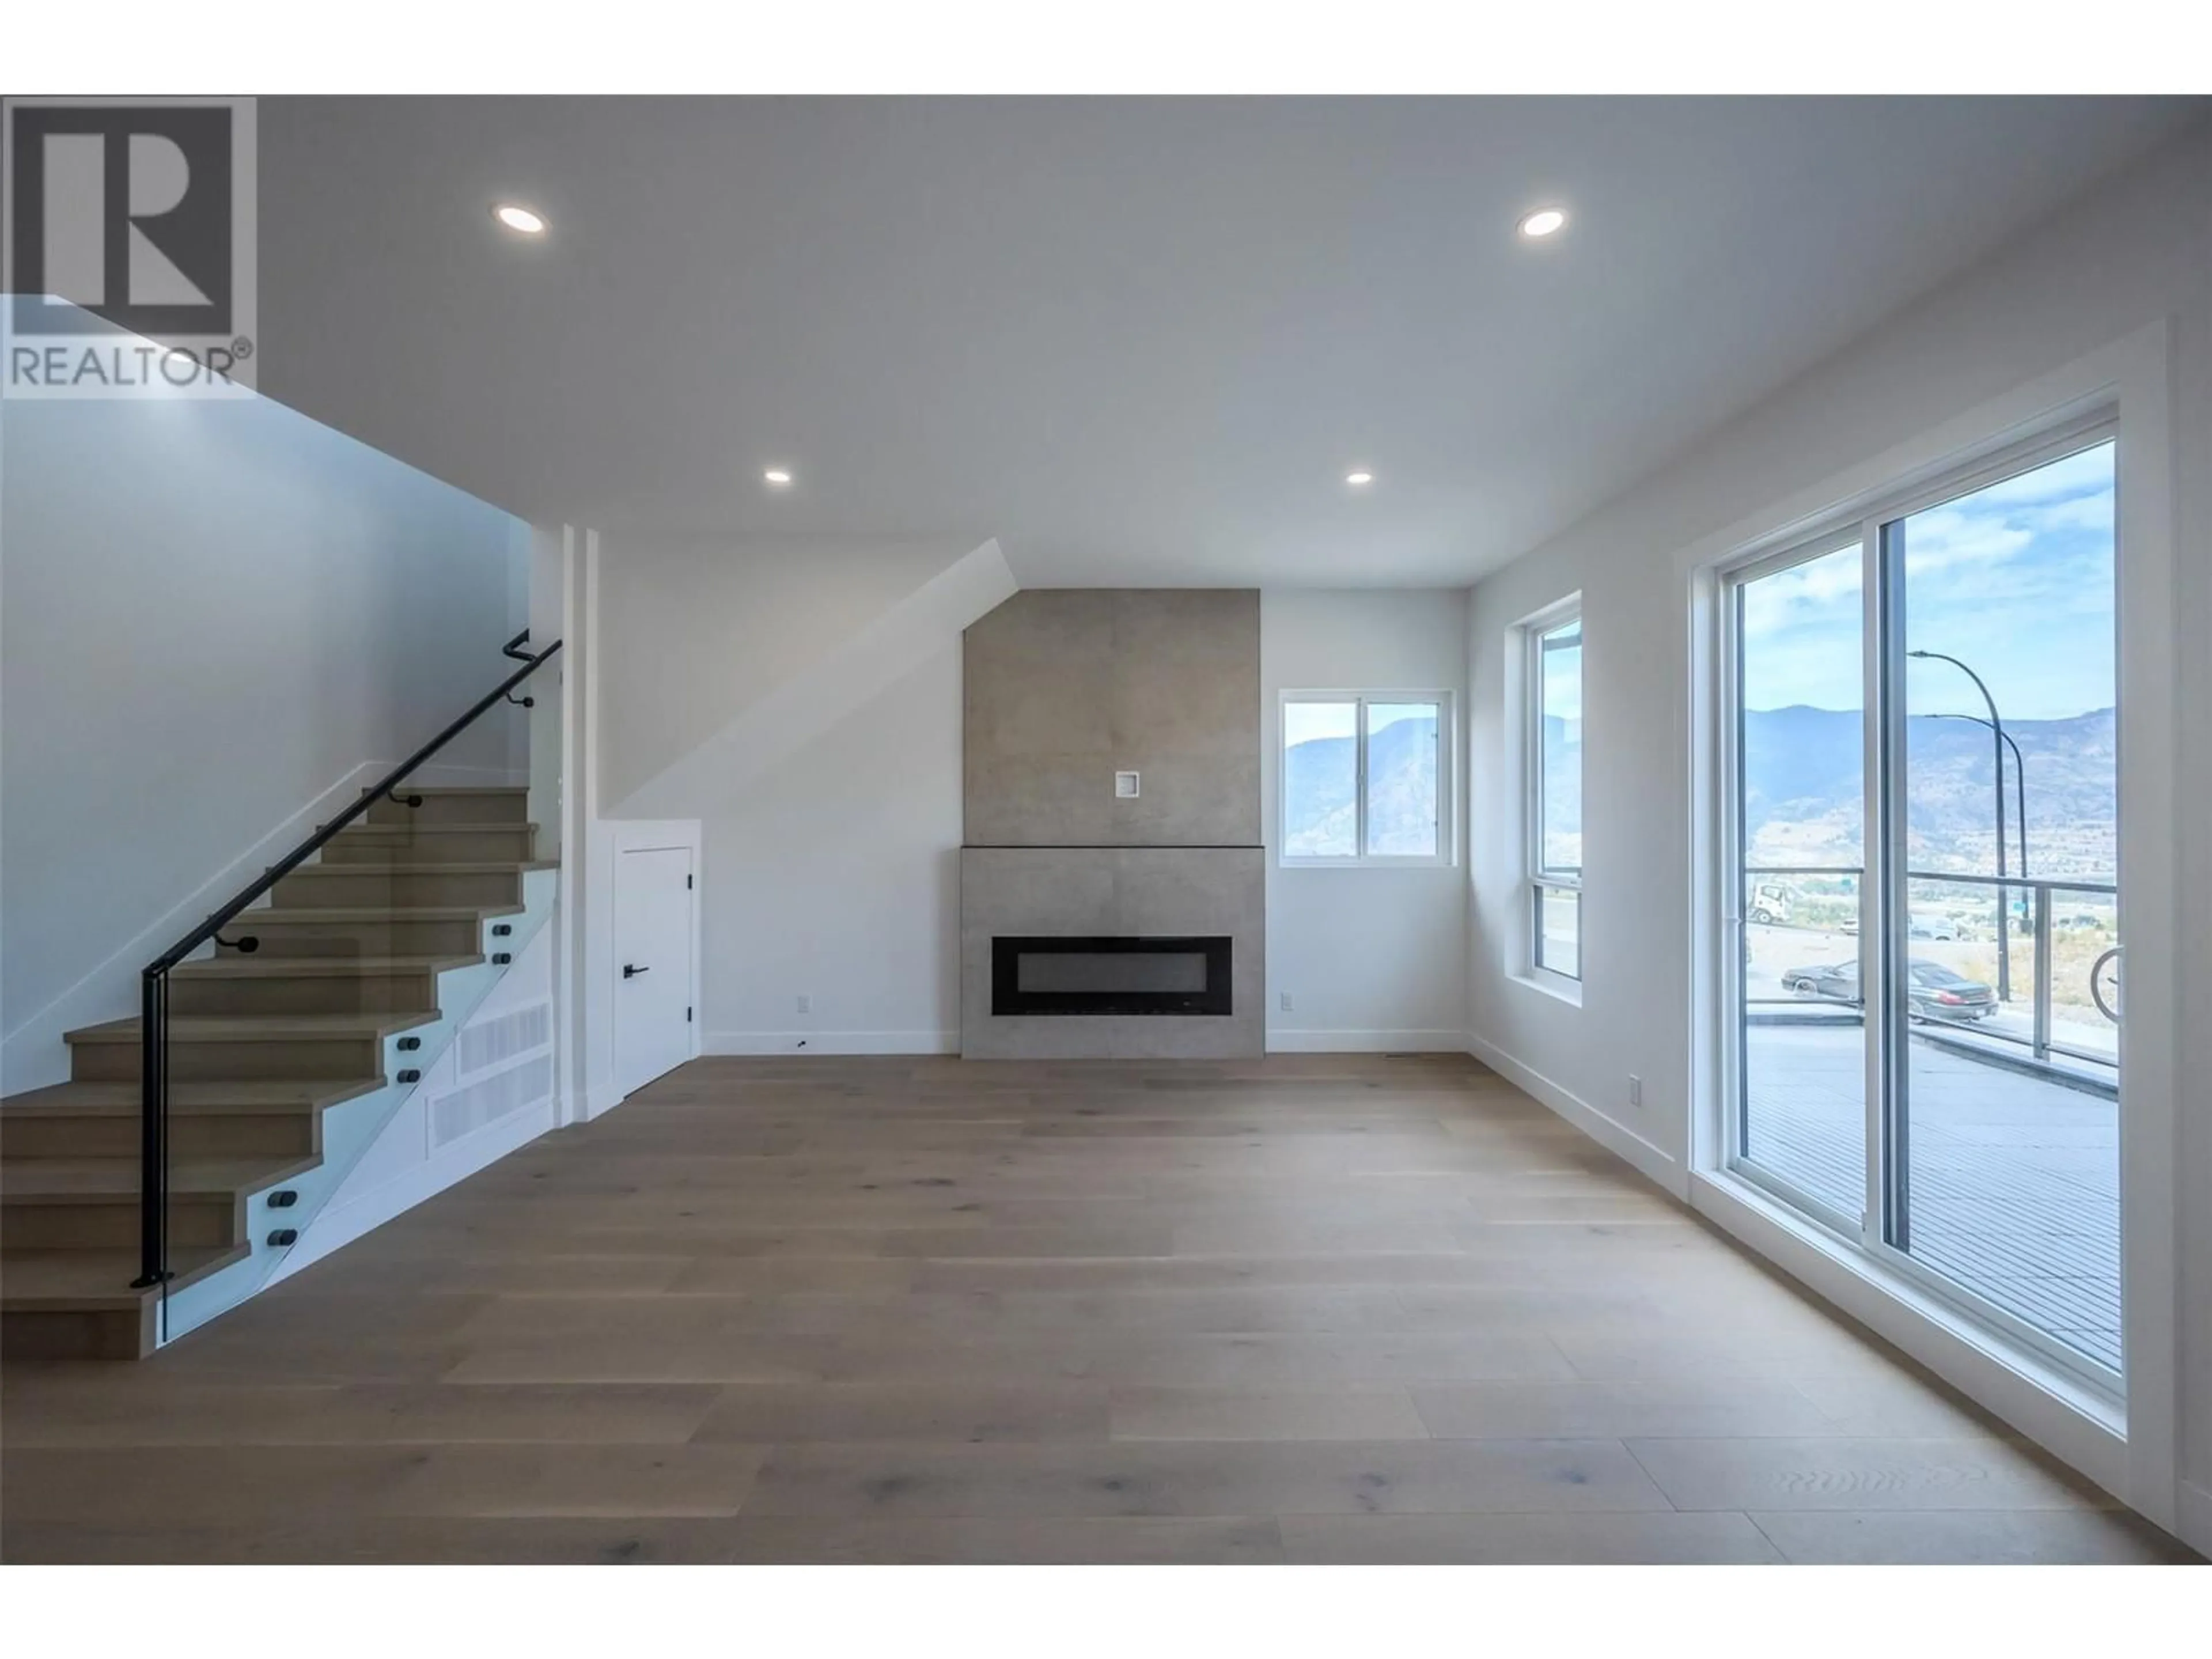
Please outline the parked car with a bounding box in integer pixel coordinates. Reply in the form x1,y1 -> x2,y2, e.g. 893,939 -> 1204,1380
1781,960 -> 1859,1002
1828,912 -> 1959,940
1780,957 -> 1997,1022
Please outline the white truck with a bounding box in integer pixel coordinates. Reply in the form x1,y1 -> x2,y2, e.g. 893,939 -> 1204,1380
1748,882 -> 1793,925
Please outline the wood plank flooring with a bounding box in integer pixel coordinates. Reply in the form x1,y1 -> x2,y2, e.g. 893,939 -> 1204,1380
0,1054 -> 2194,1564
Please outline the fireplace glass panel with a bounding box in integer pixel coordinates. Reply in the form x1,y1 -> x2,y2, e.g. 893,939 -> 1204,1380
992,936 -> 1233,1016
1019,951 -> 1209,995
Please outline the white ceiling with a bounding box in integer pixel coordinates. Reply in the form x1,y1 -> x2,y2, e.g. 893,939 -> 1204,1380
257,97 -> 2203,587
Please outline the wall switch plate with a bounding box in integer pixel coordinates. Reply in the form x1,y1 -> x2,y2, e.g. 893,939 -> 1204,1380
1114,771 -> 1141,798
797,994 -> 812,1015
1627,1074 -> 1642,1108
1279,991 -> 1293,1012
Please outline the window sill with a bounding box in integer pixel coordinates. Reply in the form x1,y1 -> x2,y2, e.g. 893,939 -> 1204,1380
1692,1165 -> 2127,1447
1511,970 -> 1583,1008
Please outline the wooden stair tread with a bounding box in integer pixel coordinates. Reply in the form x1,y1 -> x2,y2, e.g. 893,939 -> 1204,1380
367,785 -> 526,794
336,820 -> 540,834
233,904 -> 522,923
2,1078 -> 380,1116
293,860 -> 558,874
66,1010 -> 440,1043
171,953 -> 484,980
1,1155 -> 316,1201
1,1245 -> 247,1308
5,827 -> 540,1357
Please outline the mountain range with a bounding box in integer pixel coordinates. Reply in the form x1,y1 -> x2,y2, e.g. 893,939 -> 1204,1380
1283,705 -> 2115,876
1739,704 -> 2115,876
1283,715 -> 1438,856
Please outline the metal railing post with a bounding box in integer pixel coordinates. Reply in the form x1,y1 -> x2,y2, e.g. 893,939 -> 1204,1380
131,968 -> 169,1289
2032,885 -> 2053,1063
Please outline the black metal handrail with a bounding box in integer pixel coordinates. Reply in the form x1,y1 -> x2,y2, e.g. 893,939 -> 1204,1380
132,632 -> 562,1291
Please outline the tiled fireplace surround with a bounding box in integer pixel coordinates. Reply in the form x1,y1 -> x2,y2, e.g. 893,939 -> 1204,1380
959,589 -> 1264,1059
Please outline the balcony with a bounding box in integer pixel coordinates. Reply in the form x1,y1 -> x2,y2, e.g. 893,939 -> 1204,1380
1740,872 -> 2120,1376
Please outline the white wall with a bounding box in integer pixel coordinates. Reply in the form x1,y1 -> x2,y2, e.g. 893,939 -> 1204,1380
660,581 -> 1474,1059
1263,589 -> 1469,1051
596,535 -> 981,812
0,387 -> 529,1092
586,536 -> 1008,1069
525,524 -> 570,863
703,643 -> 963,1054
1463,128 -> 2211,1535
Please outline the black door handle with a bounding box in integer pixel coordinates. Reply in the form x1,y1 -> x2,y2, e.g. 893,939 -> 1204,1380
623,964 -> 650,979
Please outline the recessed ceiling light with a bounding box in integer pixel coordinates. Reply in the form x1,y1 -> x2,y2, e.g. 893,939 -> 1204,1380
1345,469 -> 1375,487
493,203 -> 547,235
763,468 -> 793,487
1518,207 -> 1568,239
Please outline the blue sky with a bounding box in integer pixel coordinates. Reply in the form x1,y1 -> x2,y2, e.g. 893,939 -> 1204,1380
1541,618 -> 1582,726
1284,700 -> 1437,747
1741,441 -> 2116,722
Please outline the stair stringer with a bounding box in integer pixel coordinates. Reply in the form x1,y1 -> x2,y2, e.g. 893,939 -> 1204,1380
155,865 -> 558,1345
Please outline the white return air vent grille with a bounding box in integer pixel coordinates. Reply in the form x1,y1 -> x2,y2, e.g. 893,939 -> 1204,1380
431,1052 -> 552,1149
456,1001 -> 552,1079
431,997 -> 555,1150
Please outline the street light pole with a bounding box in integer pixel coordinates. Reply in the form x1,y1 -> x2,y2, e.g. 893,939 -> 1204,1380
1909,650 -> 2012,1002
1927,712 -> 2027,877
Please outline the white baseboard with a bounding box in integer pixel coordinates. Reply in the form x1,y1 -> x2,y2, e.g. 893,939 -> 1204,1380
272,1096 -> 557,1281
705,1029 -> 957,1056
2178,1478 -> 2212,1559
1266,1028 -> 1471,1054
1465,1032 -> 1685,1199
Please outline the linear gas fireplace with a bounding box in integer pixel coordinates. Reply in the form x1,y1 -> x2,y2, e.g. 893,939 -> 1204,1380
992,935 -> 1233,1017
961,846 -> 1263,1058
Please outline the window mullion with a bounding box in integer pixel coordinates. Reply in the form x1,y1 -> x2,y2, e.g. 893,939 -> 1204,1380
1355,697 -> 1369,862
1861,517 -> 1888,1252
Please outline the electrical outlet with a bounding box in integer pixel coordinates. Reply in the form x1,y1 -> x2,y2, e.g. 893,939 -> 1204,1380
796,994 -> 812,1016
1627,1074 -> 1642,1108
1279,991 -> 1293,1013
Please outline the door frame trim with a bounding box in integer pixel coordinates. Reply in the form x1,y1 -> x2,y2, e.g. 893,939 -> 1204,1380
605,818 -> 703,1107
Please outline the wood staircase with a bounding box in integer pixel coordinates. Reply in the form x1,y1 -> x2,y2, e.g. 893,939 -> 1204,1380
0,786 -> 551,1361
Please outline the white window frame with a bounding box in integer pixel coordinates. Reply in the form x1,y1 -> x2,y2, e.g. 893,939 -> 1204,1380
1715,528 -> 1870,1242
1684,329 -> 2181,1535
1712,414 -> 2124,1404
1521,597 -> 1584,992
1277,690 -> 1454,869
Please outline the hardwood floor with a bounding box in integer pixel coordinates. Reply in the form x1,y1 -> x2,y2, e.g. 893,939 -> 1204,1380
0,1054 -> 2193,1564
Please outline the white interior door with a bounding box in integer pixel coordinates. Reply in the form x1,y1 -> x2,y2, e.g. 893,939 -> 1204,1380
614,844 -> 695,1096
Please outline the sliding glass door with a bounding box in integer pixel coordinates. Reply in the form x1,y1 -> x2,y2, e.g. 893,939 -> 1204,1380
1730,543 -> 1868,1226
1724,427 -> 2122,1387
1883,438 -> 2121,1373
